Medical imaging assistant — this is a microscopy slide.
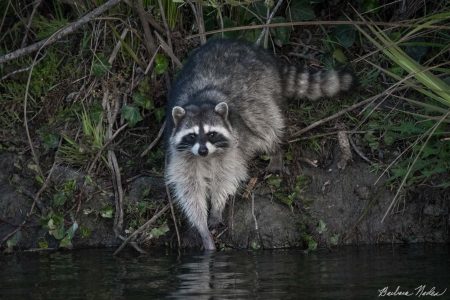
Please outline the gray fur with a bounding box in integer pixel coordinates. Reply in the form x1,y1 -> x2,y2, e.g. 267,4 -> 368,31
164,39 -> 354,250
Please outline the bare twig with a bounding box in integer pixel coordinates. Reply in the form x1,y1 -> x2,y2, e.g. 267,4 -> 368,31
256,0 -> 284,47
157,0 -> 173,55
348,135 -> 372,164
140,121 -> 165,157
1,55 -> 45,81
108,28 -> 129,65
289,96 -> 378,140
113,204 -> 170,255
87,123 -> 128,174
21,0 -> 43,47
166,184 -> 181,249
0,0 -> 122,64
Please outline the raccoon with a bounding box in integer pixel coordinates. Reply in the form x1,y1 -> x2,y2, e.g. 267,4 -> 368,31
165,39 -> 354,250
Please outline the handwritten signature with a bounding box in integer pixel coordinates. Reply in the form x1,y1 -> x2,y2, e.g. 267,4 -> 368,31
378,285 -> 447,297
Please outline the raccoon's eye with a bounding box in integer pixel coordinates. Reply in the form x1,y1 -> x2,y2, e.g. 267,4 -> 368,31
186,133 -> 196,141
207,132 -> 217,138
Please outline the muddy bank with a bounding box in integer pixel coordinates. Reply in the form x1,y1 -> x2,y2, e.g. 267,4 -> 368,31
0,151 -> 448,251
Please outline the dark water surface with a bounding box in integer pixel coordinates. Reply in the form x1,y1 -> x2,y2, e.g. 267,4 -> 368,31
0,245 -> 449,299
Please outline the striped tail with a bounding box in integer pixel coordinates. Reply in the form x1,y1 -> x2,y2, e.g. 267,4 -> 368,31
281,65 -> 355,100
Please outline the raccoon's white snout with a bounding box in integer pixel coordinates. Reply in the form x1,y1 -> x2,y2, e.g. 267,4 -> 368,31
191,142 -> 217,156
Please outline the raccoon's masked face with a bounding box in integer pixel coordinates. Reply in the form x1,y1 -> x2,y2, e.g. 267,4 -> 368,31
170,102 -> 232,157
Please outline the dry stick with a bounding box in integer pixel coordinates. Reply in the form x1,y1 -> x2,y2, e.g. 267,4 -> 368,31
21,0 -> 43,47
113,204 -> 170,255
141,121 -> 166,157
348,135 -> 372,164
0,0 -> 121,64
108,28 -> 129,65
256,0 -> 285,47
87,123 -> 128,174
186,0 -> 206,45
166,184 -> 181,249
187,20 -> 449,39
134,0 -> 157,55
1,54 -> 45,81
157,0 -> 173,54
288,96 -> 378,141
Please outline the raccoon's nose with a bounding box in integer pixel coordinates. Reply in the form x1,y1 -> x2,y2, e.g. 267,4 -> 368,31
198,145 -> 208,157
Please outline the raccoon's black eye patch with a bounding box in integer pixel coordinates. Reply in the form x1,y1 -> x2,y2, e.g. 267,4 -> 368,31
207,132 -> 217,138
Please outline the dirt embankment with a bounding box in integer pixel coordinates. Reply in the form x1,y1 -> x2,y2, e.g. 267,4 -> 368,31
1,149 -> 448,251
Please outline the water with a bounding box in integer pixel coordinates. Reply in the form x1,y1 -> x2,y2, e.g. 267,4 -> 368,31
0,245 -> 448,299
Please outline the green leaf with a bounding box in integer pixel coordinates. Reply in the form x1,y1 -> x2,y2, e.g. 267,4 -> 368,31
317,220 -> 327,234
121,105 -> 143,127
334,25 -> 356,48
53,191 -> 67,207
330,234 -> 340,246
267,176 -> 282,188
59,236 -> 72,249
80,226 -> 92,238
149,223 -> 169,239
289,0 -> 315,21
308,238 -> 318,251
133,92 -> 154,110
100,206 -> 114,218
39,131 -> 59,151
38,239 -> 49,249
332,48 -> 347,63
155,54 -> 169,75
154,107 -> 165,123
48,217 -> 65,240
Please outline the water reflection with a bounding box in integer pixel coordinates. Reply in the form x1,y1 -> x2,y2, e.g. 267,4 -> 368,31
0,245 -> 448,299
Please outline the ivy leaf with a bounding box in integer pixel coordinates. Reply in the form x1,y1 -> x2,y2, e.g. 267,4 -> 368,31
53,191 -> 67,207
149,223 -> 169,239
100,206 -> 114,218
290,0 -> 315,21
121,105 -> 143,127
317,220 -> 327,234
133,92 -> 154,110
334,25 -> 355,48
332,48 -> 347,63
155,54 -> 169,75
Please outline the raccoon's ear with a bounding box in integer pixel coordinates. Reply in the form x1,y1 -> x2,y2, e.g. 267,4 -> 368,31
172,106 -> 185,126
215,102 -> 228,119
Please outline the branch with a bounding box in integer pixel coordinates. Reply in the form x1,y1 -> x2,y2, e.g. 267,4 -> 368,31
0,0 -> 122,64
256,0 -> 284,47
113,204 -> 170,255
